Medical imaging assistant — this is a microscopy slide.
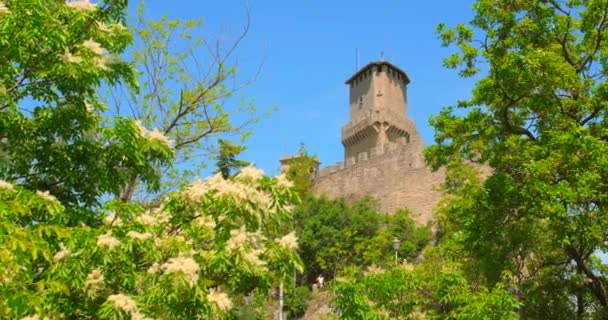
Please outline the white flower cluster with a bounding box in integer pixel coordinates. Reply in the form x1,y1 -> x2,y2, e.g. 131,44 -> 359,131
53,243 -> 71,262
84,100 -> 94,113
85,269 -> 104,291
135,205 -> 169,227
131,312 -> 152,320
409,310 -> 428,320
147,128 -> 173,149
104,211 -> 122,226
20,316 -> 53,320
66,0 -> 97,11
235,165 -> 264,182
207,289 -> 232,312
193,215 -> 216,230
401,262 -> 415,272
0,180 -> 14,192
106,295 -> 154,319
61,38 -> 108,70
184,173 -> 272,213
242,249 -> 266,267
63,49 -> 82,64
276,173 -> 294,188
184,178 -> 207,201
82,39 -> 104,55
136,212 -> 157,226
161,256 -> 199,286
0,1 -> 9,14
364,265 -> 385,276
283,204 -> 295,213
126,231 -> 152,241
132,120 -> 173,149
95,21 -> 127,33
147,262 -> 160,274
226,226 -> 265,252
36,190 -> 57,203
276,232 -> 298,250
96,231 -> 120,250
106,294 -> 151,320
133,120 -> 147,136
80,39 -> 109,71
95,21 -> 110,32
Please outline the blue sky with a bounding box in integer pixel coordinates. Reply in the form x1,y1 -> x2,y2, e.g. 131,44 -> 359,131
136,0 -> 480,176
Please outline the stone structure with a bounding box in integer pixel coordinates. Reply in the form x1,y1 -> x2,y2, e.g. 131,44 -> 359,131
306,61 -> 445,225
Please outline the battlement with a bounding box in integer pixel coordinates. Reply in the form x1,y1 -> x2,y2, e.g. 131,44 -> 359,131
314,134 -> 425,181
341,110 -> 417,146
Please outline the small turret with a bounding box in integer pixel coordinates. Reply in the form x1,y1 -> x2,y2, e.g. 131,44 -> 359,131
279,155 -> 320,179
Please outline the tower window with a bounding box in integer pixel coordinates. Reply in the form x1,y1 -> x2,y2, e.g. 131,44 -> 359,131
359,97 -> 363,109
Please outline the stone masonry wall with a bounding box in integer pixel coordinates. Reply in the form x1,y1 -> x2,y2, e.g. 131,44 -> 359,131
311,140 -> 445,226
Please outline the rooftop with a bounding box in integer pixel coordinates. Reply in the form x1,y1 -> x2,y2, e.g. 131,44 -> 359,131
345,60 -> 410,85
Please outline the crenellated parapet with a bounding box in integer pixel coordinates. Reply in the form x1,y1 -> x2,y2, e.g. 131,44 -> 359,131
341,110 -> 417,147
314,132 -> 425,181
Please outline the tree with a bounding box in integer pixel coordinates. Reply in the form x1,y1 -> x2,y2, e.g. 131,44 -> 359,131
0,1 -> 302,318
0,0 -> 167,224
1,165 -> 302,319
282,144 -> 319,197
283,284 -> 310,319
110,1 -> 267,201
427,0 -> 608,317
294,197 -> 382,283
293,196 -> 431,284
215,139 -> 250,179
331,256 -> 521,320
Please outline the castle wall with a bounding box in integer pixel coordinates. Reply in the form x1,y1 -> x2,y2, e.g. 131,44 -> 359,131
344,132 -> 377,160
387,129 -> 407,144
311,141 -> 445,226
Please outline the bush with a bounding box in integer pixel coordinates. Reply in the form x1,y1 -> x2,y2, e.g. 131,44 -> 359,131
285,285 -> 311,319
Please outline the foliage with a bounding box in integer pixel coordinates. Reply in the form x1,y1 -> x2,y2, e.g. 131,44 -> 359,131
282,144 -> 319,197
373,209 -> 433,265
215,139 -> 250,179
294,196 -> 431,284
294,197 -> 381,282
284,285 -> 311,320
109,0 -> 267,201
427,0 -> 608,317
0,0 -> 149,221
1,165 -> 302,319
331,244 -> 522,320
0,1 -> 302,319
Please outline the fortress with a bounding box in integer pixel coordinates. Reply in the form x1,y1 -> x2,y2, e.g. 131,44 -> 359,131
284,60 -> 446,225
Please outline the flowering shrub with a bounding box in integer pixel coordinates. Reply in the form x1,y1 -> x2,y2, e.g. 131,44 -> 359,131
331,253 -> 521,320
1,169 -> 302,319
0,0 -> 302,318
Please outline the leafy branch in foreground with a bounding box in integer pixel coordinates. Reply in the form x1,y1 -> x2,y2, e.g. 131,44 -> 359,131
427,0 -> 608,318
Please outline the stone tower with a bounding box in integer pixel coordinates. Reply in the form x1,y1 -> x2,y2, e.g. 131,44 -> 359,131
308,60 -> 444,225
342,61 -> 424,165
